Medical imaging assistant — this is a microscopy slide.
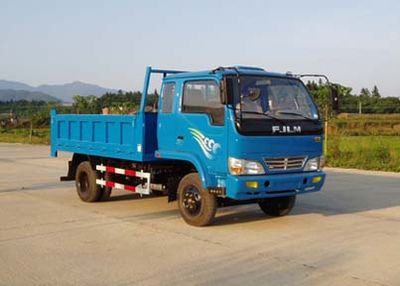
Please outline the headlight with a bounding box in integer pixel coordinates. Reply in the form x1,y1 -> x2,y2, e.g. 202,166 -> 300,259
228,157 -> 265,175
304,156 -> 324,171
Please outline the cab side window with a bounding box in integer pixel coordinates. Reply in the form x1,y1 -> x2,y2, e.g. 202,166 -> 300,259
161,82 -> 175,113
182,80 -> 224,125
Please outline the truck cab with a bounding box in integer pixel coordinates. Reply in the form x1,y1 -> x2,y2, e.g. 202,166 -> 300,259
156,66 -> 325,195
51,66 -> 327,226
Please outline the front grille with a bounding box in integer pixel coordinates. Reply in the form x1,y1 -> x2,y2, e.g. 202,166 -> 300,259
264,156 -> 307,171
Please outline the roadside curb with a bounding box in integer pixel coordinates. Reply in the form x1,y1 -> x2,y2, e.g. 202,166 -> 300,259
325,167 -> 400,178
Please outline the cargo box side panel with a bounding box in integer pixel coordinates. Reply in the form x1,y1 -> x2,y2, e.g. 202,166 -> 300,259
52,114 -> 141,161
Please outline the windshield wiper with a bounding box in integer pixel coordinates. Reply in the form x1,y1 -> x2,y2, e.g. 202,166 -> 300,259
240,111 -> 286,125
276,111 -> 319,123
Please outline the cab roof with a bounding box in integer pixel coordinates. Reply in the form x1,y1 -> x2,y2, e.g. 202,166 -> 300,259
163,66 -> 292,80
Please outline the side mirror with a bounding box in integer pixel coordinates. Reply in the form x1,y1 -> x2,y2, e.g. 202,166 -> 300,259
248,88 -> 261,101
221,77 -> 235,105
331,85 -> 339,112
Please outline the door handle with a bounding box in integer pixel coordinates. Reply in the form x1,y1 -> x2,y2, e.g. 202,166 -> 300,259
177,135 -> 184,140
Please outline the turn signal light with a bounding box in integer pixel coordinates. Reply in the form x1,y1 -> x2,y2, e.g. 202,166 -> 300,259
312,176 -> 322,183
246,181 -> 259,189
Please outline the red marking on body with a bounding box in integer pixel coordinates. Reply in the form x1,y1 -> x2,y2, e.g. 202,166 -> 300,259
106,166 -> 115,173
124,185 -> 136,192
125,169 -> 136,176
106,181 -> 115,188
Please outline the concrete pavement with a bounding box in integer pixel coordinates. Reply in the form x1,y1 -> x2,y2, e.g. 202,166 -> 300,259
0,143 -> 399,286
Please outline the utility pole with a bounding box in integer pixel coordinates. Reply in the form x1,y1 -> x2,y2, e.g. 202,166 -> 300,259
359,101 -> 362,114
29,121 -> 33,143
324,105 -> 328,156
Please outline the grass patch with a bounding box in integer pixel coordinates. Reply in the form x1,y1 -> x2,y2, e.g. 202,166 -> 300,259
327,136 -> 400,172
0,128 -> 50,145
330,114 -> 400,136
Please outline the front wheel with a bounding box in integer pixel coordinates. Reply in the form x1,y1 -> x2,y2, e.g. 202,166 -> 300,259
177,173 -> 217,227
258,195 -> 296,217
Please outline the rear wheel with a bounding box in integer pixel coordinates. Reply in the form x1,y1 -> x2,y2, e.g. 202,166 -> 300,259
258,195 -> 296,216
75,161 -> 103,202
177,173 -> 217,226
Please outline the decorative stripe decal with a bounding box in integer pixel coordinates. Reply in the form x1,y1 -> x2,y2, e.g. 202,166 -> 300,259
188,128 -> 221,160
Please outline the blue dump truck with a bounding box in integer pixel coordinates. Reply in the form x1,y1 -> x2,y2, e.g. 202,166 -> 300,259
51,66 -> 337,226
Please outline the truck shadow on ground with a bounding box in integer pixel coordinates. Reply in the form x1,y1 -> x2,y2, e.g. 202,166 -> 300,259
105,192 -> 167,202
117,171 -> 400,226
214,206 -> 274,226
213,172 -> 400,226
294,172 -> 400,215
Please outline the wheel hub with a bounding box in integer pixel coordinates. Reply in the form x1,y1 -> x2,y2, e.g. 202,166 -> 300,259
79,173 -> 89,193
182,186 -> 202,216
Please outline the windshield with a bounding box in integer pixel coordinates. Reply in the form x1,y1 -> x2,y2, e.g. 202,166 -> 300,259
236,76 -> 319,120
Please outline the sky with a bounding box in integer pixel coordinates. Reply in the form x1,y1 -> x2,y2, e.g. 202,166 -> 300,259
0,0 -> 399,96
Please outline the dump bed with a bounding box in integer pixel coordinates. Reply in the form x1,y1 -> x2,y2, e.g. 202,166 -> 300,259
50,110 -> 158,162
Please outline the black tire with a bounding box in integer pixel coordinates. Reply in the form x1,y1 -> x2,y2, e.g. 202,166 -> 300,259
177,173 -> 217,227
258,195 -> 296,217
99,186 -> 112,201
75,161 -> 103,202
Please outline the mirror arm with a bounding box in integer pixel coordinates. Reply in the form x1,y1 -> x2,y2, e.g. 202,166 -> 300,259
297,73 -> 339,113
220,79 -> 227,104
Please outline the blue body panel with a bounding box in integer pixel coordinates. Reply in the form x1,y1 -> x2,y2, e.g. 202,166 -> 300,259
51,66 -> 326,201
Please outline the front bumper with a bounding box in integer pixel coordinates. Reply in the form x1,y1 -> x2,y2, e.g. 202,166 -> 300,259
225,171 -> 326,200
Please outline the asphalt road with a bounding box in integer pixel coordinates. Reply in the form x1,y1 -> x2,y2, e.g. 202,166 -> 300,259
0,143 -> 399,286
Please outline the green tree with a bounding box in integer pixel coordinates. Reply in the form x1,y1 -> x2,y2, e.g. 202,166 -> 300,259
99,91 -> 142,113
360,88 -> 371,98
307,81 -> 353,117
72,95 -> 100,114
371,85 -> 381,98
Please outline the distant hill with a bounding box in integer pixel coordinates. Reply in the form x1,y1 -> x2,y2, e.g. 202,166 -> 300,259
0,89 -> 60,102
36,81 -> 118,102
0,80 -> 35,91
0,80 -> 118,102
